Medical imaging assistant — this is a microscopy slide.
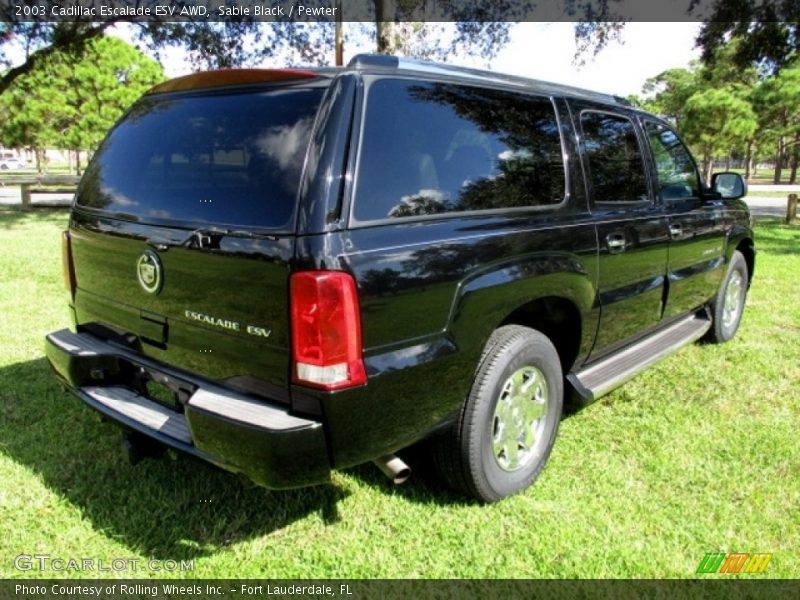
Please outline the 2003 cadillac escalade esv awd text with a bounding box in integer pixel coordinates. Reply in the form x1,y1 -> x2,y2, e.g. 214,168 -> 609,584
46,55 -> 754,502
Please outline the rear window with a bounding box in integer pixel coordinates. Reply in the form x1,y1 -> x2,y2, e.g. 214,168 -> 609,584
77,87 -> 324,230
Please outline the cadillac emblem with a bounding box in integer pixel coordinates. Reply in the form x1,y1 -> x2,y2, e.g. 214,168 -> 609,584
136,250 -> 163,294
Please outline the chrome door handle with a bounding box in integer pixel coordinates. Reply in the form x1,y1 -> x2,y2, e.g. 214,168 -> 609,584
606,233 -> 626,253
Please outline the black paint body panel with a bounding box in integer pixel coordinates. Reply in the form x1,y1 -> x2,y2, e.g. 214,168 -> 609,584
46,64 -> 755,488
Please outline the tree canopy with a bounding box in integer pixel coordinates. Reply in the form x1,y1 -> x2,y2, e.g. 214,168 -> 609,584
638,37 -> 800,184
0,3 -> 516,95
574,1 -> 798,75
0,36 -> 164,171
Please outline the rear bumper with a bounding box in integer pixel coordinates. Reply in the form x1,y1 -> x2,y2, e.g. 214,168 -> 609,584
45,328 -> 330,489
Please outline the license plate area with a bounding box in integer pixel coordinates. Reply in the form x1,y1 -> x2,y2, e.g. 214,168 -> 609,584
132,366 -> 194,413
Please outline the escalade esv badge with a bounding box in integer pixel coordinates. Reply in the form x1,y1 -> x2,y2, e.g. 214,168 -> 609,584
136,250 -> 163,294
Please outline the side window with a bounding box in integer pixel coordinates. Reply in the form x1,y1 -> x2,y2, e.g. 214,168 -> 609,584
580,111 -> 649,203
353,79 -> 566,222
644,121 -> 701,200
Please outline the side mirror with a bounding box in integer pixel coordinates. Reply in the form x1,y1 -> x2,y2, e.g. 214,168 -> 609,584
711,172 -> 747,200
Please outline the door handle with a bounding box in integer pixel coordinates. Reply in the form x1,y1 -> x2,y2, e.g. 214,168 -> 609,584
669,224 -> 683,239
606,233 -> 626,254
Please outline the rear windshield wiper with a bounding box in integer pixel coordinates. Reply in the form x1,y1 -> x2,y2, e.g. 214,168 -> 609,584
147,227 -> 278,250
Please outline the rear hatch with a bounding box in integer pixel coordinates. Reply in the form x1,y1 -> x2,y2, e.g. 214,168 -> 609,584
69,78 -> 327,402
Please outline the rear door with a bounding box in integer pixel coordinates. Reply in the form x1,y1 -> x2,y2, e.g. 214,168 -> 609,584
70,83 -> 327,400
574,104 -> 669,354
642,119 -> 726,318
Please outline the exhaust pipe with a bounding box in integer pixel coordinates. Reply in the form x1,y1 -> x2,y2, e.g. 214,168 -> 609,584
373,454 -> 411,485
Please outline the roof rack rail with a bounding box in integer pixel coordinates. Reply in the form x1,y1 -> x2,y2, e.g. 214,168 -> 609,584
348,53 -> 521,86
346,53 -> 624,106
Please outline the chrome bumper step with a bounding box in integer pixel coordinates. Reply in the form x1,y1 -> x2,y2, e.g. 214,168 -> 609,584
84,386 -> 192,444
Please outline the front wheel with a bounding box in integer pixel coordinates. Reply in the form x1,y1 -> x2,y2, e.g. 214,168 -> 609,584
706,250 -> 749,343
433,325 -> 563,502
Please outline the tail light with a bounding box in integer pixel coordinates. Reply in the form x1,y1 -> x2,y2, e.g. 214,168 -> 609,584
290,271 -> 367,391
62,230 -> 76,300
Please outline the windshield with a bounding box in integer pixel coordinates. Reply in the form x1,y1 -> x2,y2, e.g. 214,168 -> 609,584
77,87 -> 324,230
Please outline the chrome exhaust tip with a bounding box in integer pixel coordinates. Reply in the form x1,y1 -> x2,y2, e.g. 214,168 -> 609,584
373,454 -> 411,485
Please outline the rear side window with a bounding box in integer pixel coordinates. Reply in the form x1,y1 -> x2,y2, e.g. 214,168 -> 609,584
77,87 -> 324,229
580,111 -> 649,203
353,79 -> 565,222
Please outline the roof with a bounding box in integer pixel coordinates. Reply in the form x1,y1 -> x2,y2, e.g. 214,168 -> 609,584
346,54 -> 631,107
145,54 -> 630,107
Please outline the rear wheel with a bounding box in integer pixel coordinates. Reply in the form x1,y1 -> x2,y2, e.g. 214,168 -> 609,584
434,325 -> 563,502
707,250 -> 749,343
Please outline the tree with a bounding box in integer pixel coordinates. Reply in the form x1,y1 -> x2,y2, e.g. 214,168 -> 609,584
60,37 -> 165,173
639,40 -> 767,182
640,66 -> 703,129
0,36 -> 164,173
0,3 -> 515,96
0,61 -> 61,169
682,88 -> 757,184
753,63 -> 800,183
574,2 -> 798,74
697,17 -> 799,75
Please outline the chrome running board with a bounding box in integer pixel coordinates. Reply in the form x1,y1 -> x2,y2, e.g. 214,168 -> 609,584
568,313 -> 712,402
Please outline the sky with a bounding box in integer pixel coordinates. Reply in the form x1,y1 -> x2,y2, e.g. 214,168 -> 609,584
486,22 -> 702,97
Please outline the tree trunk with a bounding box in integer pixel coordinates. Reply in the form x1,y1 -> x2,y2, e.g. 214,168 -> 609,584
334,0 -> 344,66
703,151 -> 713,186
774,138 -> 783,184
35,149 -> 44,174
75,150 -> 82,176
790,133 -> 800,184
725,155 -> 731,171
375,0 -> 391,53
744,142 -> 752,182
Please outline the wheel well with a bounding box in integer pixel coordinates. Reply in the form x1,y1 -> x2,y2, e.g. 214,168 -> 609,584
500,297 -> 582,373
736,239 -> 755,283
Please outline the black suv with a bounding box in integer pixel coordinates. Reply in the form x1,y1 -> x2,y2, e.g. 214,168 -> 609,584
46,54 -> 754,502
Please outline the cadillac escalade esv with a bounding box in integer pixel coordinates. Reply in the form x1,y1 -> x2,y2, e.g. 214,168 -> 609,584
45,54 -> 754,502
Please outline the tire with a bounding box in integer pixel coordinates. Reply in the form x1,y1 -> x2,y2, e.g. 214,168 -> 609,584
706,250 -> 749,343
433,325 -> 563,502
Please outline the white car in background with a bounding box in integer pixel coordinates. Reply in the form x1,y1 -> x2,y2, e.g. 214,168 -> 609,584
0,155 -> 29,170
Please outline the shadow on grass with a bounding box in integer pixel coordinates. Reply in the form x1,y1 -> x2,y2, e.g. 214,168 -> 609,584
342,442 -> 480,508
752,220 -> 800,255
0,357 -> 350,561
0,207 -> 70,229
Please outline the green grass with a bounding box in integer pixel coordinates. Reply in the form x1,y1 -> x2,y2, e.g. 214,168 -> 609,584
0,209 -> 798,579
727,167 -> 798,186
725,168 -> 772,185
745,191 -> 799,198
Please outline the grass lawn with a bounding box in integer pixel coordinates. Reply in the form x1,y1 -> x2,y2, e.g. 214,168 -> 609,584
745,191 -> 799,198
0,209 -> 798,579
726,167 -> 798,186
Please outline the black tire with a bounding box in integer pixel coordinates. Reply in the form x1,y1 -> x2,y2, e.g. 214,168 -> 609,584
706,250 -> 749,344
433,325 -> 563,502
